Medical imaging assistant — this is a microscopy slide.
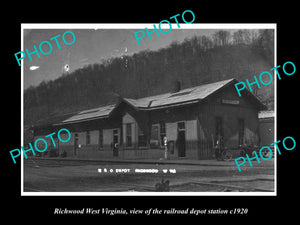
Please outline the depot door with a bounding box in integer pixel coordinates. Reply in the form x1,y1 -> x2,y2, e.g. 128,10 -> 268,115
74,133 -> 79,156
177,122 -> 186,157
112,129 -> 119,157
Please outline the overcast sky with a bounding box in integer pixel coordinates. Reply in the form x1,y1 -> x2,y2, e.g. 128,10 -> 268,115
23,26 -> 222,89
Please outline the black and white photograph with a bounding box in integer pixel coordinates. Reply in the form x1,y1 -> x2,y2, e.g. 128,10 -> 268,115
3,3 -> 299,220
21,24 -> 276,195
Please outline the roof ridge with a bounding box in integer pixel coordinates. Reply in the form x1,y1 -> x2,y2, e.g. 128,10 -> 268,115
125,78 -> 236,102
119,78 -> 237,110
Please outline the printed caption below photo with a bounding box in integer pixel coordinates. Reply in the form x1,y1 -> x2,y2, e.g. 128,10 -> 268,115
54,207 -> 248,216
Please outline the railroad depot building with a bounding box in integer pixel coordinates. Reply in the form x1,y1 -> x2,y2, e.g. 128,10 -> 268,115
32,78 -> 267,160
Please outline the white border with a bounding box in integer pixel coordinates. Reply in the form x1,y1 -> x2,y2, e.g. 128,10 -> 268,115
21,23 -> 276,29
274,26 -> 277,195
21,23 -> 277,196
21,27 -> 24,195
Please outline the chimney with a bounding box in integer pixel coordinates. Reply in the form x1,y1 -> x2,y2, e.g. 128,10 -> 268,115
172,80 -> 181,93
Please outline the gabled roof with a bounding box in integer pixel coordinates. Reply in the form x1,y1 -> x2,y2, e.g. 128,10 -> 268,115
54,104 -> 115,125
35,78 -> 266,128
121,78 -> 265,110
33,112 -> 77,128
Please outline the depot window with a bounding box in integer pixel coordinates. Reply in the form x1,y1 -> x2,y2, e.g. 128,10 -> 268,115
86,131 -> 90,145
126,123 -> 132,147
138,126 -> 147,147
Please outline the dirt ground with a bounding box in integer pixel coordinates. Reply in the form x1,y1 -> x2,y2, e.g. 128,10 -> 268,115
23,158 -> 275,193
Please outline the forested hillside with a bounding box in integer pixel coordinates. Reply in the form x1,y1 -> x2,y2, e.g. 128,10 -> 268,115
24,29 -> 274,126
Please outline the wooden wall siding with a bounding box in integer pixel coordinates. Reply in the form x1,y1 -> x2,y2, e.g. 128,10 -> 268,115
197,139 -> 214,159
259,119 -> 275,146
166,122 -> 177,141
193,86 -> 260,159
149,104 -> 199,124
198,91 -> 260,146
197,104 -> 259,152
185,140 -> 198,159
185,120 -> 198,140
103,129 -> 113,146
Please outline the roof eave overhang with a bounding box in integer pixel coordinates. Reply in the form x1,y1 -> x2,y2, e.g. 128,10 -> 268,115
53,115 -> 109,126
137,99 -> 200,111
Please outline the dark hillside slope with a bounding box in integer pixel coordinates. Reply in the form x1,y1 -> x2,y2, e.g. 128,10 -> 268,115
24,31 -> 274,127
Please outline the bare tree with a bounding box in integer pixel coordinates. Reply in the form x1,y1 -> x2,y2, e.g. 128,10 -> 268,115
232,29 -> 252,45
213,30 -> 231,46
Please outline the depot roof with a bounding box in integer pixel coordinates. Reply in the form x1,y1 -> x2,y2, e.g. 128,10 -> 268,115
122,78 -> 236,110
36,78 -> 266,127
56,104 -> 116,125
121,78 -> 265,110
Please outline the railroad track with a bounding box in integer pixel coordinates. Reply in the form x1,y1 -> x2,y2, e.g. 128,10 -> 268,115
24,180 -> 273,192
